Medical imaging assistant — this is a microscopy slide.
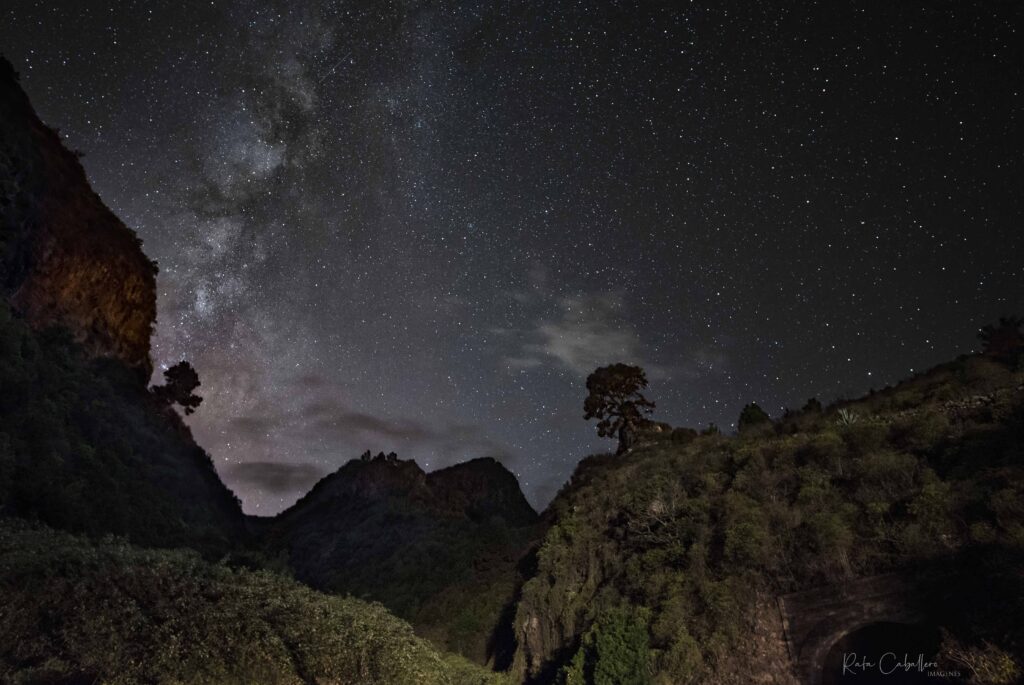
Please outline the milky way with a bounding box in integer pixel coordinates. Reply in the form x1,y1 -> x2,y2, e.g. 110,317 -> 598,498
3,1 -> 1022,513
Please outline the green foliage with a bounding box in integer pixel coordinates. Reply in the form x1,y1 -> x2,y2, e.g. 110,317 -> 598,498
890,410 -> 950,453
563,608 -> 651,685
723,491 -> 774,570
0,520 -> 504,685
513,355 -> 1024,683
836,407 -> 860,426
670,427 -> 698,444
941,634 -> 1021,685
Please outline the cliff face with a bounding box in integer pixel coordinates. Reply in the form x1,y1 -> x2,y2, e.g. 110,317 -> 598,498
0,57 -> 156,374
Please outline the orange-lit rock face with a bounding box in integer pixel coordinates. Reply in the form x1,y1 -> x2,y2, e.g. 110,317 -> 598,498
0,58 -> 156,374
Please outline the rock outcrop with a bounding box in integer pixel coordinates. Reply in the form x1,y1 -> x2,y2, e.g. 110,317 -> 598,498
0,56 -> 156,375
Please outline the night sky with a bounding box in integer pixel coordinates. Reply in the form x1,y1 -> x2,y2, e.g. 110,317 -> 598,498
3,1 -> 1022,514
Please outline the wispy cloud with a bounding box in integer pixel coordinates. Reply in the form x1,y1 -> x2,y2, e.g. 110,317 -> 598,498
505,291 -> 661,377
295,399 -> 512,459
225,461 -> 327,495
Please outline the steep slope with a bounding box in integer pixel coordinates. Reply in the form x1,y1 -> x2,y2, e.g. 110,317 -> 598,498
0,300 -> 246,554
0,519 -> 504,685
0,57 -> 156,375
261,455 -> 543,666
511,354 -> 1024,684
0,57 -> 245,554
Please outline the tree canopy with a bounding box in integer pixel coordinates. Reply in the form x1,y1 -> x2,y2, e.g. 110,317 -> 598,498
979,316 -> 1024,361
152,361 -> 203,415
583,363 -> 655,454
737,402 -> 772,434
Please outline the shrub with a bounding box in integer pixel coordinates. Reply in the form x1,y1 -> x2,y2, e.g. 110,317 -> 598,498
0,520 -> 503,685
564,608 -> 652,685
737,403 -> 772,435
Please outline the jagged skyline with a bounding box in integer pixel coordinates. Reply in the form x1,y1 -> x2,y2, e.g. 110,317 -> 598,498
2,1 -> 1021,513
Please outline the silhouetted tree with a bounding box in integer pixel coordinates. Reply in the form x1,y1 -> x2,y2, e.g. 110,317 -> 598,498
583,363 -> 655,454
737,402 -> 772,434
979,317 -> 1024,362
152,361 -> 203,415
803,397 -> 823,413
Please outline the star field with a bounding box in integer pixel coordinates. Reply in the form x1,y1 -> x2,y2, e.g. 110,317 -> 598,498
3,1 -> 1022,513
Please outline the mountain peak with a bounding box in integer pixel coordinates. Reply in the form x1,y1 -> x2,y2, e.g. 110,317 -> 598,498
428,457 -> 537,526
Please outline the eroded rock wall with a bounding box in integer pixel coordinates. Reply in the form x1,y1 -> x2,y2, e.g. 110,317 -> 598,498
0,57 -> 156,374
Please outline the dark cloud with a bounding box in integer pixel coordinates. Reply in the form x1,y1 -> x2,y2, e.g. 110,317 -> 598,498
225,461 -> 327,495
228,415 -> 277,434
296,400 -> 514,460
509,292 -> 646,376
301,402 -> 436,442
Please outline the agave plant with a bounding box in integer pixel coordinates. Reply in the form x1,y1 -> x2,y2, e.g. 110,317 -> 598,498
836,408 -> 860,426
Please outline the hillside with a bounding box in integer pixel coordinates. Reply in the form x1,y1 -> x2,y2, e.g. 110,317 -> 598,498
511,353 -> 1024,684
260,455 -> 542,666
0,519 -> 504,685
0,56 -> 529,682
0,55 -> 246,554
0,298 -> 247,555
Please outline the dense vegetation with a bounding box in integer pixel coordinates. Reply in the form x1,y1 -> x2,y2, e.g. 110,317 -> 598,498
3,282 -> 1022,684
0,520 -> 504,685
0,301 -> 245,555
513,353 -> 1024,684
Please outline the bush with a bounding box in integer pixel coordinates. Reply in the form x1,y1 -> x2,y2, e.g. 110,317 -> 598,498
564,608 -> 652,685
0,520 -> 503,685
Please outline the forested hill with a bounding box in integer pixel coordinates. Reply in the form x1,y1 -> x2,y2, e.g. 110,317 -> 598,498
510,352 -> 1024,684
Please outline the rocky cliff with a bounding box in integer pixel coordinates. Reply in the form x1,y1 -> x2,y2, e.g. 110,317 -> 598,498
0,56 -> 156,375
